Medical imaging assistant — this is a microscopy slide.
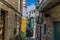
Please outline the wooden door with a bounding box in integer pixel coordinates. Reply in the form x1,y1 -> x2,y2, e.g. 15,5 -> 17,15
54,22 -> 58,40
58,23 -> 60,40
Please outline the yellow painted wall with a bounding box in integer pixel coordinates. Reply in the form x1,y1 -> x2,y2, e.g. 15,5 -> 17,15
21,18 -> 26,32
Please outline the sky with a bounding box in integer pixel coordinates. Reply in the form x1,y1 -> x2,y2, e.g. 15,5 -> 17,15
26,0 -> 36,16
26,0 -> 36,6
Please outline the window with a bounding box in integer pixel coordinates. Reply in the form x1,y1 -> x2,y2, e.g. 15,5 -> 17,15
36,16 -> 39,24
14,15 -> 17,35
44,24 -> 46,34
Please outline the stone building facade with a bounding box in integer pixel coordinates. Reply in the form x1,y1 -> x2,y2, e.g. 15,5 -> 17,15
36,0 -> 60,40
0,0 -> 22,40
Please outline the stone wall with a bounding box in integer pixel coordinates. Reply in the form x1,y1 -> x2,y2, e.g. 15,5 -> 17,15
42,4 -> 60,40
41,15 -> 54,40
0,0 -> 21,40
50,5 -> 60,18
5,0 -> 18,11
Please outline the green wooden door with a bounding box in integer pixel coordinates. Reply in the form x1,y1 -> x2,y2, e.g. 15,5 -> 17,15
58,23 -> 60,40
54,22 -> 58,40
54,22 -> 60,40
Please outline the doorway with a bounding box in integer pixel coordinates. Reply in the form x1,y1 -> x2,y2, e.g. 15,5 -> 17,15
0,9 -> 7,40
54,22 -> 60,40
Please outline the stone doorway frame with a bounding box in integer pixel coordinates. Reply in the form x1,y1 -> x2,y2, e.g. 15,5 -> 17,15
0,8 -> 8,40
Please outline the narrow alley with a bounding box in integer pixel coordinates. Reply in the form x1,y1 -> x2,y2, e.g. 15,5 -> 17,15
0,0 -> 60,40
